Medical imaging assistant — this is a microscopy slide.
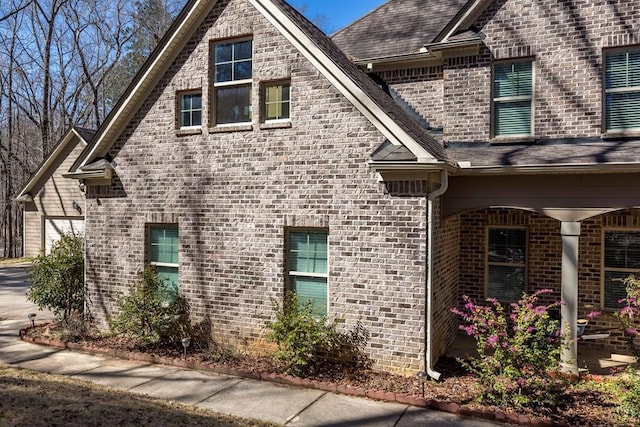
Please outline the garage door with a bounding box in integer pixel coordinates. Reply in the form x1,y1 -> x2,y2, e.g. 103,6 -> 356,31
44,218 -> 84,254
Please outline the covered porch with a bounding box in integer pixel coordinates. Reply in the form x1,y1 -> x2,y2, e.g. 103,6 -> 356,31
443,172 -> 640,373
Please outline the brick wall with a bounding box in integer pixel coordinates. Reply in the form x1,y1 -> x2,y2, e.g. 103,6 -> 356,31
374,0 -> 640,144
84,0 -> 432,374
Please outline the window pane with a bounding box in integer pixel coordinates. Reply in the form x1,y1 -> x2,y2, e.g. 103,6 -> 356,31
494,61 -> 532,98
605,92 -> 640,131
494,100 -> 532,136
191,94 -> 202,109
264,84 -> 291,121
488,228 -> 526,263
234,40 -> 252,60
604,231 -> 640,269
215,43 -> 233,63
291,276 -> 327,315
234,60 -> 252,80
216,85 -> 251,124
289,231 -> 328,274
604,270 -> 632,310
215,63 -> 233,83
156,265 -> 179,296
191,110 -> 202,126
149,226 -> 178,265
487,265 -> 526,301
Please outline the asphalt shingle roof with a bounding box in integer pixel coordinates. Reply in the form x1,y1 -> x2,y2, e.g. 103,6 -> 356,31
332,0 -> 469,60
445,138 -> 640,167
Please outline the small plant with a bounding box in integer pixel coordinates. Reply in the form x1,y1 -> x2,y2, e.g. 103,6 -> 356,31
266,292 -> 337,376
614,275 -> 640,359
27,233 -> 85,320
451,290 -> 566,408
109,266 -> 189,347
603,367 -> 640,420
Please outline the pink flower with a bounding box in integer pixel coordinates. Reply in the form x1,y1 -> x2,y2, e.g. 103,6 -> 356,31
487,334 -> 498,347
587,310 -> 601,319
626,328 -> 638,337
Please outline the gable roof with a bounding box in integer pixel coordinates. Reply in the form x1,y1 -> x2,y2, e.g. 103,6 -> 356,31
71,0 -> 448,173
16,127 -> 94,201
331,0 -> 470,61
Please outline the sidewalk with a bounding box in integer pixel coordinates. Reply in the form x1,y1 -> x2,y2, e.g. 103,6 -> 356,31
0,264 -> 499,426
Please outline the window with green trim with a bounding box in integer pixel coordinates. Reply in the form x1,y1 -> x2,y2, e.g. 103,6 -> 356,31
492,60 -> 533,137
149,225 -> 179,296
603,230 -> 640,309
213,39 -> 252,125
604,48 -> 640,132
287,229 -> 328,315
487,227 -> 527,301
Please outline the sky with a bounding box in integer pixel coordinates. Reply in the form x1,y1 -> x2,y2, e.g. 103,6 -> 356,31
288,0 -> 387,34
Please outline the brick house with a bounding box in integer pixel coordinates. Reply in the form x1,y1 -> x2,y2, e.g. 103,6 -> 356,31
334,0 -> 640,372
67,0 -> 640,375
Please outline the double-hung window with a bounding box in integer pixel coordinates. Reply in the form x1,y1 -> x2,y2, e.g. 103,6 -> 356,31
179,92 -> 202,128
287,230 -> 328,315
603,230 -> 640,309
263,82 -> 291,122
487,227 -> 527,301
213,39 -> 252,125
492,60 -> 533,138
604,48 -> 640,133
149,225 -> 179,296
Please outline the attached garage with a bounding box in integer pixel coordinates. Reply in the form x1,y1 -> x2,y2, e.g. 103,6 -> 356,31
16,128 -> 93,257
44,217 -> 85,254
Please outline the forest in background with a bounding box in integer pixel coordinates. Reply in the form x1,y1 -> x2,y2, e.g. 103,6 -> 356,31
0,0 -> 185,257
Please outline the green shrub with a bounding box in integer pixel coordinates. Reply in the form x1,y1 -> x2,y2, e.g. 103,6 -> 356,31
109,266 -> 188,347
266,292 -> 337,376
27,233 -> 84,320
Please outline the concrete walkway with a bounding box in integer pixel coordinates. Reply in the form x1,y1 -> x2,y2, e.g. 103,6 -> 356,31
0,264 -> 499,426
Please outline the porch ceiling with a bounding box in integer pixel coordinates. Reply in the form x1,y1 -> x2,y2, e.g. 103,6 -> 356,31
443,173 -> 640,221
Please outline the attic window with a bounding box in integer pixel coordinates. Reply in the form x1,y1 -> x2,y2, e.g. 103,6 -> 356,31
179,91 -> 202,128
213,39 -> 252,125
262,81 -> 290,122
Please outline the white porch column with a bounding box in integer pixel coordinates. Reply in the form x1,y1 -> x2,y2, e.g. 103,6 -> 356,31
560,221 -> 581,374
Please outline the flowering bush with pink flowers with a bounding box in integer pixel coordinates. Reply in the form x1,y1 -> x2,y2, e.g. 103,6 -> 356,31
614,275 -> 640,359
451,290 -> 567,408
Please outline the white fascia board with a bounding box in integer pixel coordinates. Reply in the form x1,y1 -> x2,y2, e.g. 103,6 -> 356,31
250,0 -> 437,163
454,162 -> 640,175
16,129 -> 87,199
79,0 -> 216,168
441,0 -> 489,42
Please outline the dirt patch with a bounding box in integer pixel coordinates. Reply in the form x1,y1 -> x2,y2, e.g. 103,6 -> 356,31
0,364 -> 275,427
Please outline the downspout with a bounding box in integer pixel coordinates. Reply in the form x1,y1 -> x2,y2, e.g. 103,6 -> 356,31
425,170 -> 449,381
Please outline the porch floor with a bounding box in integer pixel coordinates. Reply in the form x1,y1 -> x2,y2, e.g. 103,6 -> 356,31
445,333 -> 637,376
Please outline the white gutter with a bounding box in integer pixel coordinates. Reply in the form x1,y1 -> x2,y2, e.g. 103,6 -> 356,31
425,170 -> 448,380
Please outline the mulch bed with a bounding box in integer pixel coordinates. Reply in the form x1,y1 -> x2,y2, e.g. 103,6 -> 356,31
22,323 -> 629,427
